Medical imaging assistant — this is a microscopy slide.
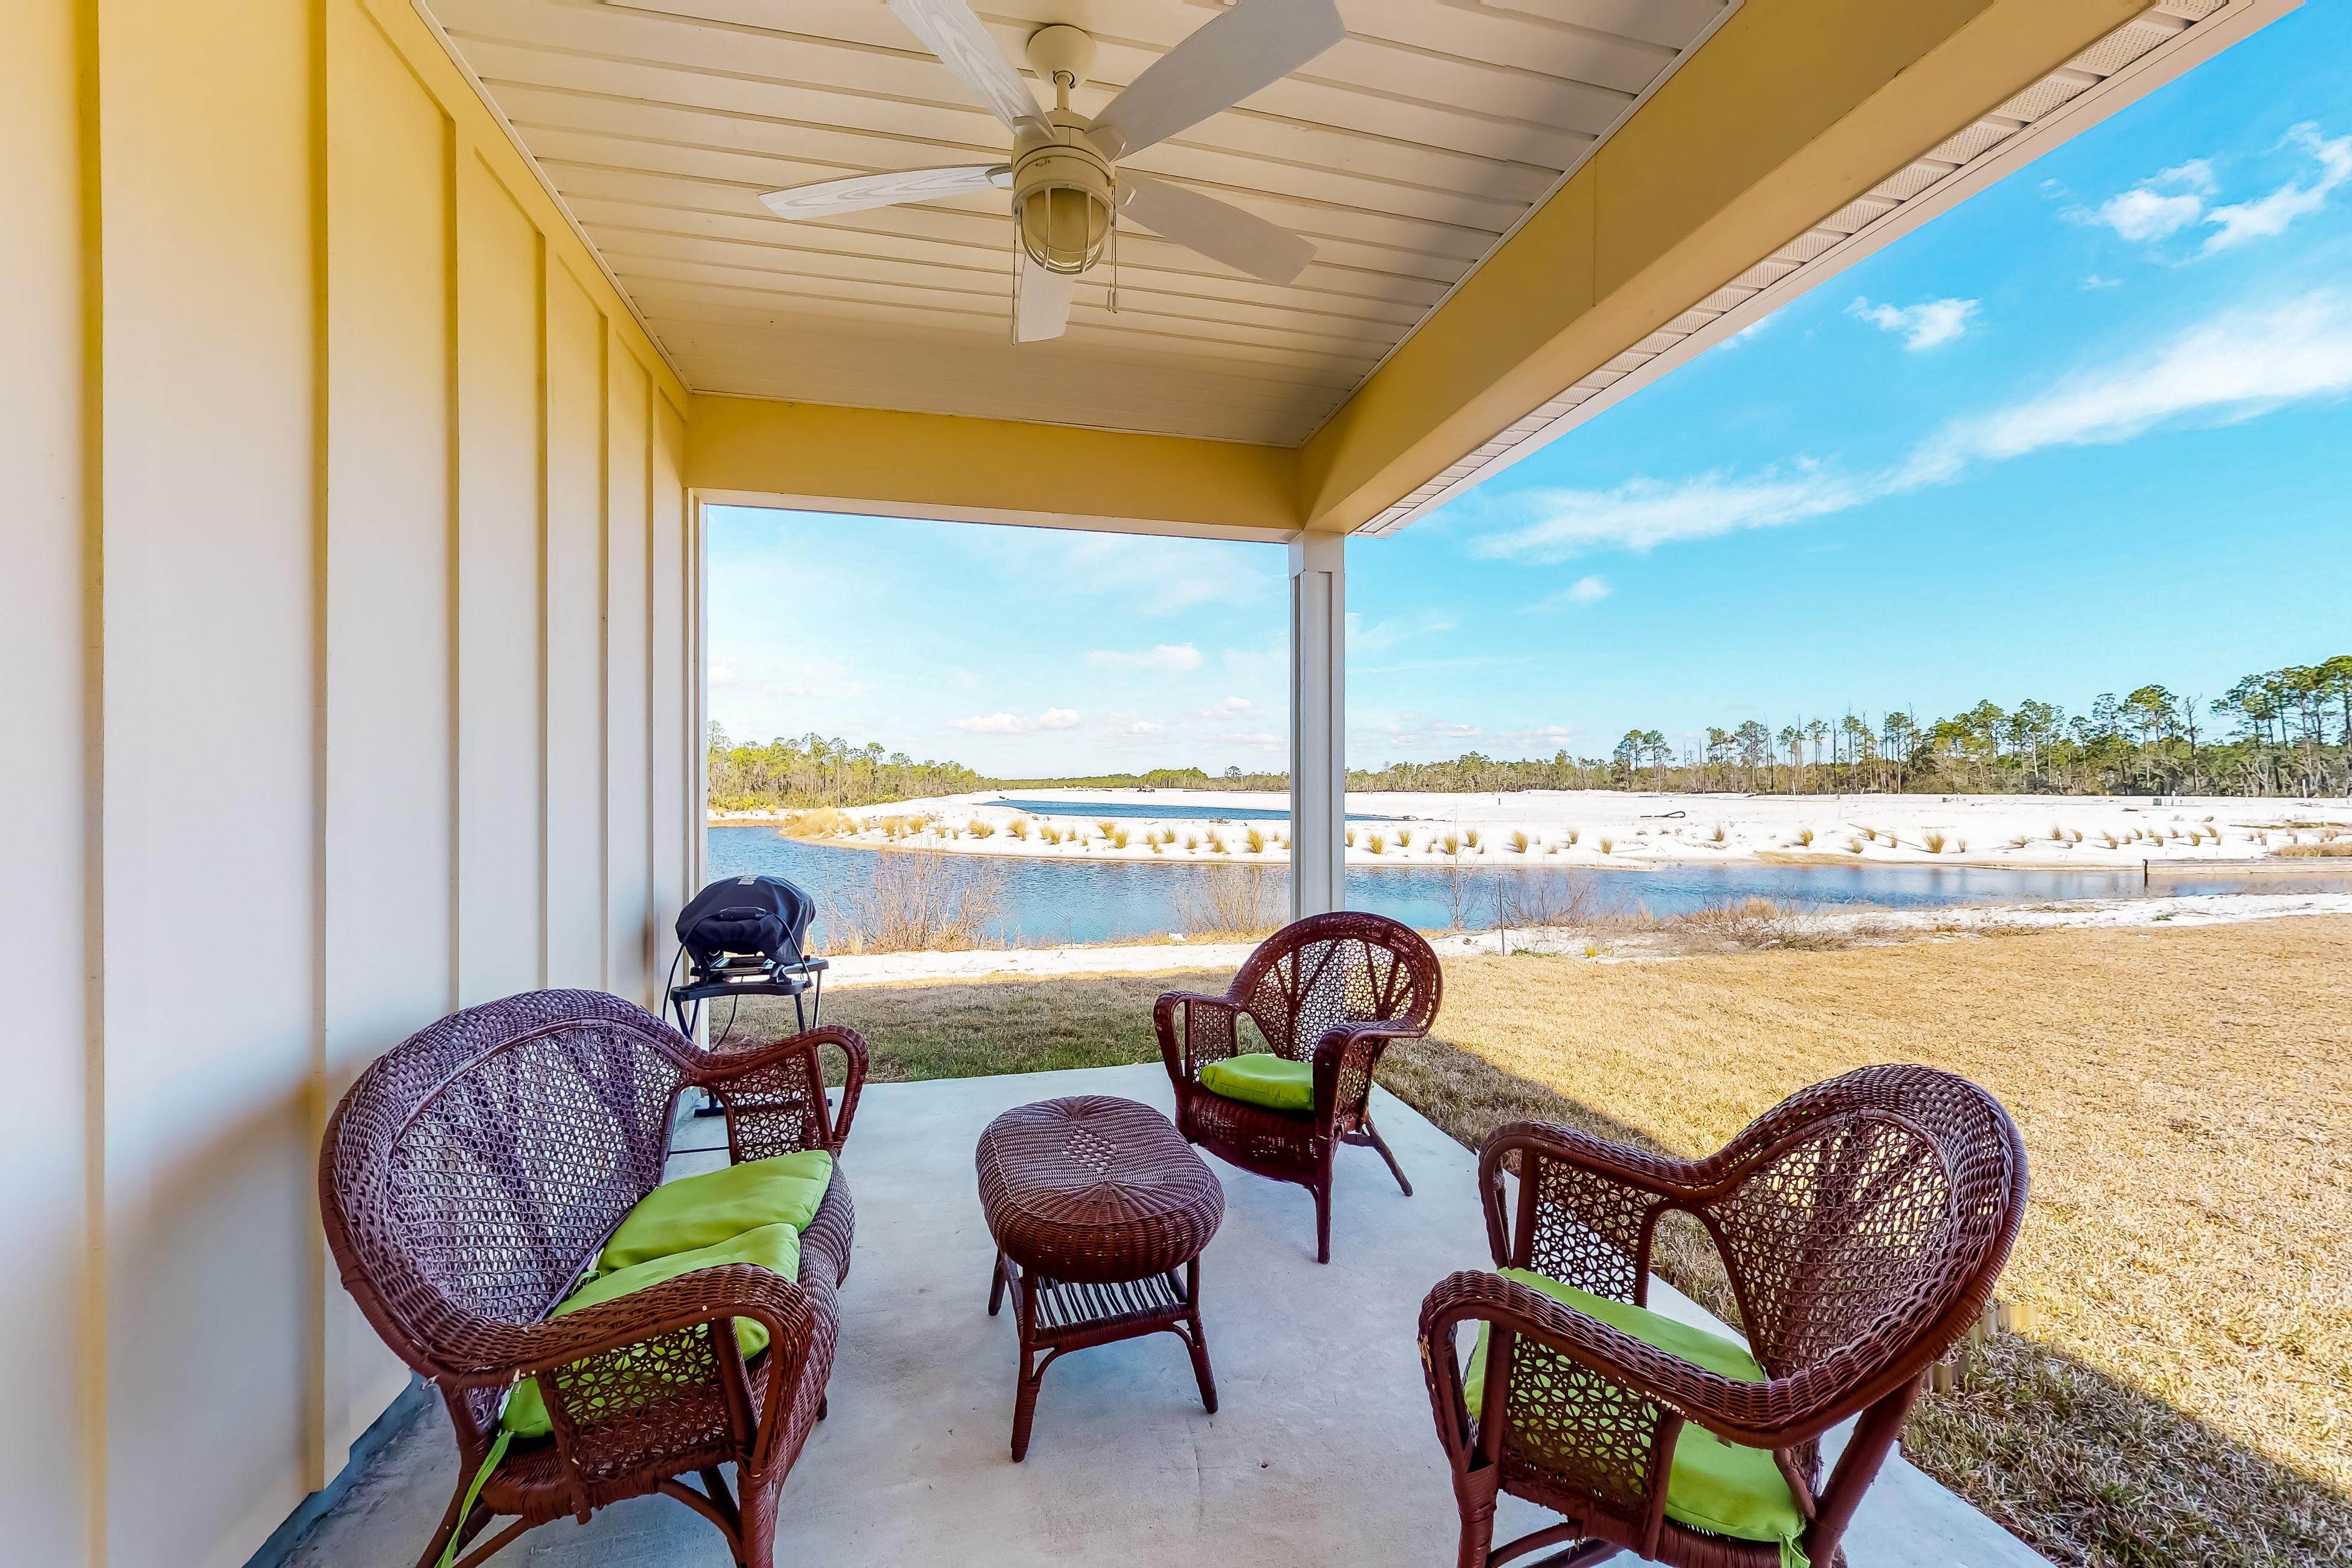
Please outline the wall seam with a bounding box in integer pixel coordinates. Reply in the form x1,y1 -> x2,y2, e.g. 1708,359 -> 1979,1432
72,0 -> 108,1560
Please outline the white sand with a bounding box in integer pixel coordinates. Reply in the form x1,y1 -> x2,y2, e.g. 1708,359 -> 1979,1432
711,788 -> 2352,871
812,889 -> 2352,986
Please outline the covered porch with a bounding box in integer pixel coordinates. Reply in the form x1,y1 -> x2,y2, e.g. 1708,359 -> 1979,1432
282,1063 -> 2042,1568
2,1 -> 2295,1565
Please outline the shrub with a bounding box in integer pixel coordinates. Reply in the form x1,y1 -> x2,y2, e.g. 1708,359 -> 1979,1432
1924,832 -> 1947,854
1039,824 -> 1063,845
1442,833 -> 1461,856
1367,833 -> 1386,854
1345,829 -> 1355,848
966,818 -> 994,839
1111,828 -> 1129,849
1207,832 -> 1227,854
2011,835 -> 2032,848
1005,817 -> 1028,841
1174,863 -> 1285,938
2100,831 -> 2117,849
1396,830 -> 1413,849
1847,837 -> 1864,854
1184,834 -> 1199,851
2050,824 -> 2066,842
1565,827 -> 1580,847
1464,829 -> 1482,850
1245,826 -> 1266,854
1795,827 -> 1812,847
1097,820 -> 1117,838
832,852 -> 1007,953
1597,836 -> 1614,855
1711,824 -> 1729,844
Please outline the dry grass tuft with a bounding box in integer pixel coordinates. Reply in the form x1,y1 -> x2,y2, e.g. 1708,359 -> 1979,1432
966,818 -> 994,839
1847,837 -> 1865,854
1597,836 -> 1614,855
1924,831 -> 1949,854
1367,833 -> 1387,855
1464,829 -> 1482,851
1110,827 -> 1130,850
1442,833 -> 1462,857
2276,842 -> 2352,858
1510,829 -> 1530,854
1398,830 -> 1414,850
1245,826 -> 1267,854
1004,817 -> 1028,841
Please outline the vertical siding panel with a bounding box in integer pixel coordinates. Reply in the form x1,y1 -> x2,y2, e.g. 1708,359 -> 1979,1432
544,262 -> 608,990
93,2 -> 319,1564
650,393 -> 689,930
0,0 -> 92,1557
453,153 -> 547,1006
318,0 -> 454,1473
606,348 -> 653,1004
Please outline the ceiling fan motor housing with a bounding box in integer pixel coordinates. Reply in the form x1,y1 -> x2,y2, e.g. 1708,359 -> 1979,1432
1012,111 -> 1115,276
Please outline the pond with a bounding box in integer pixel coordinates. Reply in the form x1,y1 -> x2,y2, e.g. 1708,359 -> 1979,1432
706,828 -> 2342,950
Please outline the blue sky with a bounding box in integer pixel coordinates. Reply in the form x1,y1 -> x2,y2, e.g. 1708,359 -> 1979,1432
708,2 -> 2352,778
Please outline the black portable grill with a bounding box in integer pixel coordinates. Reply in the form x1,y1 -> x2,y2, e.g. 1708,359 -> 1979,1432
667,873 -> 829,1046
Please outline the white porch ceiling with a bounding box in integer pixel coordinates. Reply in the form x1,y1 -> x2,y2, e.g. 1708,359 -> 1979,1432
417,0 -> 1732,445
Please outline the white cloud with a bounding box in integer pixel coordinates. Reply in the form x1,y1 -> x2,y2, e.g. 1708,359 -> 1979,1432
1126,720 -> 1164,735
1194,695 -> 1254,718
1472,464 -> 1872,561
1346,612 -> 1455,653
1522,574 -> 1610,613
1473,288 -> 2352,561
2080,274 -> 2122,291
949,708 -> 1083,734
2202,123 -> 2352,253
2081,157 -> 2215,241
2092,187 -> 2204,242
962,528 -> 1274,616
1084,642 -> 1203,671
1847,296 -> 1977,350
1914,288 -> 2352,476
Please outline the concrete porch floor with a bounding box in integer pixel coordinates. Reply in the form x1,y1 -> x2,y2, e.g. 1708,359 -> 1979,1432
287,1063 -> 2047,1568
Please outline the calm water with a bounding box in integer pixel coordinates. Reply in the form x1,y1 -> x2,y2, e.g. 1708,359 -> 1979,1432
989,796 -> 1394,822
706,828 -> 2341,948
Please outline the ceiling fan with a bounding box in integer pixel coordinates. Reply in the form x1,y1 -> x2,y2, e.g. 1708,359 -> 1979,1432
759,0 -> 1345,343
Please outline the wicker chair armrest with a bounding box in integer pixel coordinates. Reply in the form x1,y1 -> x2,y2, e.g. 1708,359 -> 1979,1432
690,1024 -> 870,1155
1309,1021 -> 1414,1130
1428,1269 -> 1867,1451
1153,991 -> 1246,1084
1419,1270 -> 1683,1551
503,1264 -> 815,1474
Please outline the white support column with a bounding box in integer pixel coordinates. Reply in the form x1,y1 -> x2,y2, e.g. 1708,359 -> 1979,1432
1289,532 -> 1346,920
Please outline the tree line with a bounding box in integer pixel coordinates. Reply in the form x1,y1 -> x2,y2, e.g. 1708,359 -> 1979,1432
706,727 -> 985,810
709,652 -> 2352,807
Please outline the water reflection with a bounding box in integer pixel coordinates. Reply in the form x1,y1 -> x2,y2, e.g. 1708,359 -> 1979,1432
706,829 -> 2342,949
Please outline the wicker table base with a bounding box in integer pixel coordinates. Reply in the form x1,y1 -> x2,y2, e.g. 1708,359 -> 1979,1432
975,1095 -> 1225,1461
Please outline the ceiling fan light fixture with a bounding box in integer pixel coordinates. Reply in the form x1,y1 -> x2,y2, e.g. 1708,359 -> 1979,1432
1010,126 -> 1114,276
1018,181 -> 1112,275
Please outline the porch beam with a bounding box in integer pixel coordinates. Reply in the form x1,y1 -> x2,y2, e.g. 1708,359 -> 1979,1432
1289,534 -> 1346,919
686,394 -> 1302,542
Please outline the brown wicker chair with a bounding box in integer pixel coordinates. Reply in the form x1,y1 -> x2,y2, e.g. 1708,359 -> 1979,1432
1418,1065 -> 2027,1568
318,989 -> 867,1568
1155,910 -> 1442,1262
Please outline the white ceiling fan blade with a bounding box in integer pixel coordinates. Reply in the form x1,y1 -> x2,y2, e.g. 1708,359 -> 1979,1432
1014,255 -> 1075,343
1118,172 -> 1314,285
888,0 -> 1044,134
759,164 -> 1005,219
1088,0 -> 1345,161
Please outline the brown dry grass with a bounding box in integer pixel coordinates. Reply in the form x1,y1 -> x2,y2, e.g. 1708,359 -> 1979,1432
750,919 -> 2352,1567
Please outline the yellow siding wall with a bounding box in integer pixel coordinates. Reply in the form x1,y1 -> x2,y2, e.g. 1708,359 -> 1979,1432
2,2 -> 700,1563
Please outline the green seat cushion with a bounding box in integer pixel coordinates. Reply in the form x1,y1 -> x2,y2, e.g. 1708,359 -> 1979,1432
1464,1268 -> 1807,1568
503,1221 -> 802,1437
599,1149 -> 834,1272
1198,1052 -> 1314,1113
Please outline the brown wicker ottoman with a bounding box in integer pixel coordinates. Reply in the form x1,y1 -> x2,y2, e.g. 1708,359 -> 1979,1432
975,1095 -> 1225,1460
